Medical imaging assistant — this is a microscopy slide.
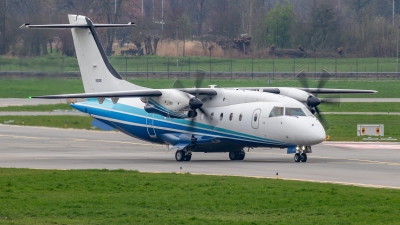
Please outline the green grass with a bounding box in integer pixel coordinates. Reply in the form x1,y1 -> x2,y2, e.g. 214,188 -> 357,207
318,102 -> 400,112
0,103 -> 72,111
0,78 -> 399,98
0,168 -> 399,224
322,114 -> 400,141
1,55 -> 400,73
0,78 -> 84,98
0,116 -> 93,129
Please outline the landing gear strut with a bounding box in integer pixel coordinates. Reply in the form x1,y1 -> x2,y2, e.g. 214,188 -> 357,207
229,149 -> 245,160
175,150 -> 192,162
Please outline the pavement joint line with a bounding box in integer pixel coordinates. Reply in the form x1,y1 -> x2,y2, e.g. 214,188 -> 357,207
0,134 -> 51,139
8,167 -> 399,190
250,152 -> 400,166
0,134 -> 158,147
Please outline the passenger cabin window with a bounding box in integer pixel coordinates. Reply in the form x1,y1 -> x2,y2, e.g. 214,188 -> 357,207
285,108 -> 306,117
229,113 -> 233,121
220,113 -> 224,121
269,107 -> 284,117
254,113 -> 258,122
239,113 -> 243,121
210,112 -> 214,121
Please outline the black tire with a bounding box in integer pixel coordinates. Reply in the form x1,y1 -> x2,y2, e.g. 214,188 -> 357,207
300,153 -> 307,162
229,151 -> 238,160
175,150 -> 185,161
294,153 -> 301,162
184,155 -> 192,161
237,153 -> 245,160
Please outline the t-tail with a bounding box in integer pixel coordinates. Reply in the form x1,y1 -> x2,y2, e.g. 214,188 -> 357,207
21,14 -> 143,93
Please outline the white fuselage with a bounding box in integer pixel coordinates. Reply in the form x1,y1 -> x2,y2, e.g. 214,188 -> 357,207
75,88 -> 326,148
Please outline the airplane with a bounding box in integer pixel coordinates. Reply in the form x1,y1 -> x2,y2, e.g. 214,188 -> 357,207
21,15 -> 377,163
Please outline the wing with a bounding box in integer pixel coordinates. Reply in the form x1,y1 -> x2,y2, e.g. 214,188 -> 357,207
234,87 -> 377,94
298,88 -> 377,94
31,89 -> 162,99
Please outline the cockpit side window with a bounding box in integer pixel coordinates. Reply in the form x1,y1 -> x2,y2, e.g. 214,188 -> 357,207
269,107 -> 284,117
285,107 -> 306,116
303,107 -> 313,116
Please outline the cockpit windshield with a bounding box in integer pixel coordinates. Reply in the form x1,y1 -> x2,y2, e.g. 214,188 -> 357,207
269,107 -> 311,117
285,107 -> 306,117
303,107 -> 314,116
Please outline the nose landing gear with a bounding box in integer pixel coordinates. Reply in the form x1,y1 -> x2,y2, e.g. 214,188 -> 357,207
294,146 -> 311,163
294,153 -> 307,162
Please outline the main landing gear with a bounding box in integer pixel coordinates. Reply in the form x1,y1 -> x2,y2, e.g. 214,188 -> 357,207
175,150 -> 192,161
229,149 -> 245,161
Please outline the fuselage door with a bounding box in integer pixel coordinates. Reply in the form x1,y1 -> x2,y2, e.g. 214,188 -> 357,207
146,113 -> 157,138
251,109 -> 261,129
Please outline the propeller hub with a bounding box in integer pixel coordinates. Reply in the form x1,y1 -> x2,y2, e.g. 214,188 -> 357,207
307,96 -> 321,108
188,110 -> 198,118
189,97 -> 203,110
308,107 -> 316,115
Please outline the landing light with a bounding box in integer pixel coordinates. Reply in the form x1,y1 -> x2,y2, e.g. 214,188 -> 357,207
301,146 -> 306,150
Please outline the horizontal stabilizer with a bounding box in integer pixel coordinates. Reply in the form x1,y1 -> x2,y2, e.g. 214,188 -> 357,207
20,23 -> 135,29
31,90 -> 162,99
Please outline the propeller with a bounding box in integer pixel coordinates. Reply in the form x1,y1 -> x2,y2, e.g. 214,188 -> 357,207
172,71 -> 213,131
297,68 -> 340,125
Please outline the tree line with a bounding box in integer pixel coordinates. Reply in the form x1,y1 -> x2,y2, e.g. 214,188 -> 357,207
0,0 -> 399,58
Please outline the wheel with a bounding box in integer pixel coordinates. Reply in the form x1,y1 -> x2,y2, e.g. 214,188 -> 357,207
294,153 -> 301,162
237,153 -> 245,160
300,153 -> 307,162
229,151 -> 238,160
184,155 -> 192,161
175,150 -> 185,161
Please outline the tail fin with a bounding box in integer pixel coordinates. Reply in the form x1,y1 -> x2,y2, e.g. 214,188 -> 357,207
68,15 -> 144,93
22,14 -> 144,93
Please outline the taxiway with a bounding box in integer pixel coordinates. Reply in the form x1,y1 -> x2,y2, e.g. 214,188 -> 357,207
0,124 -> 399,189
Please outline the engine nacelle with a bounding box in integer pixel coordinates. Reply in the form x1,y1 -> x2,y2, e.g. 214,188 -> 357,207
277,87 -> 311,103
142,89 -> 198,118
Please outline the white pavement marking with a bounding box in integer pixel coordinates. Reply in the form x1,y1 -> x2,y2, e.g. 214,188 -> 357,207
0,111 -> 87,116
325,143 -> 400,149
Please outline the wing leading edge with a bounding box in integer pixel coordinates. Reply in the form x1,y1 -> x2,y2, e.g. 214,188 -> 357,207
237,87 -> 377,94
31,89 -> 162,99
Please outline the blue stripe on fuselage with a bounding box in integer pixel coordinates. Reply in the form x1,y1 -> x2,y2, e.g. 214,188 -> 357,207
71,100 -> 294,147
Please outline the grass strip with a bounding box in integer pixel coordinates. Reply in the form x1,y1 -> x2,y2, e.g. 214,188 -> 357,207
0,78 -> 398,98
318,102 -> 400,113
0,103 -> 72,111
0,116 -> 93,129
322,114 -> 400,141
0,168 -> 399,224
1,55 -> 400,73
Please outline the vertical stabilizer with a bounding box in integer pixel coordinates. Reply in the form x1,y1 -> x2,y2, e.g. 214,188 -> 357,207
68,15 -> 144,93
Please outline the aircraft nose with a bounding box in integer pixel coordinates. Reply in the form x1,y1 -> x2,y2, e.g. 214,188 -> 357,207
306,126 -> 326,145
